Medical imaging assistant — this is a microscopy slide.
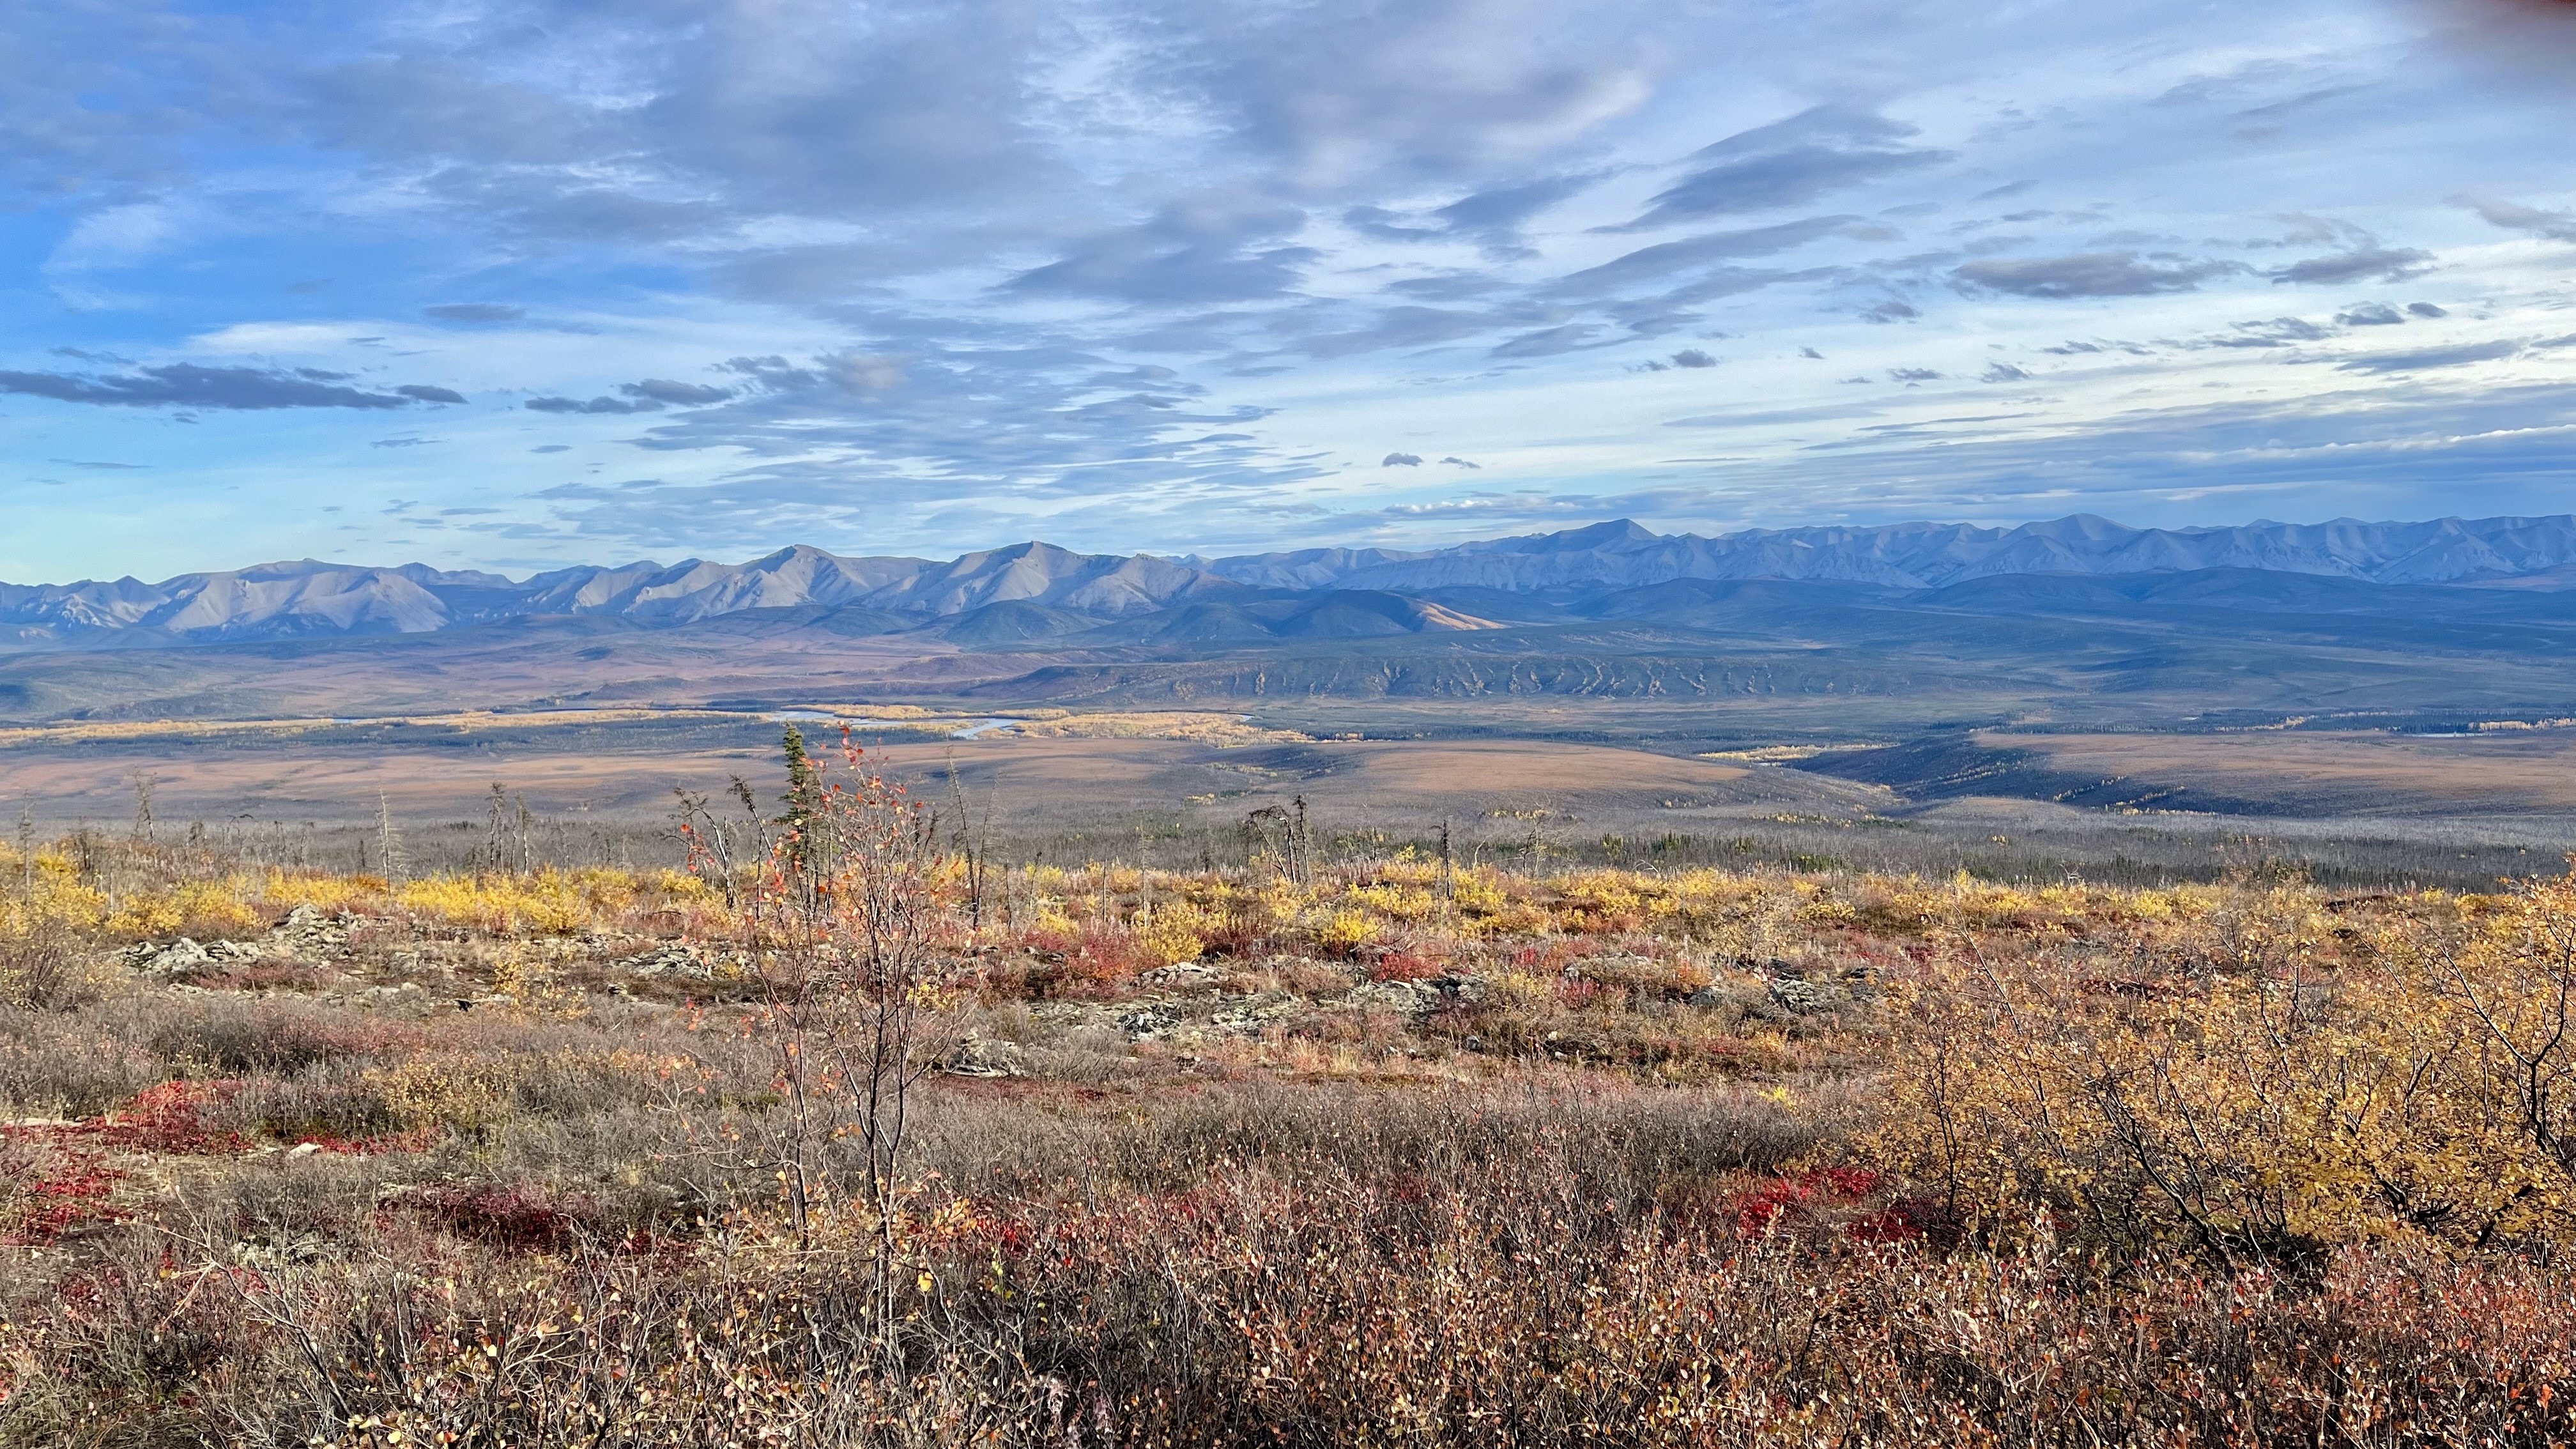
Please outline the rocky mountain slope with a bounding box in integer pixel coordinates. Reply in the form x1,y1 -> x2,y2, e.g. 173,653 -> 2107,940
8,513 -> 2575,648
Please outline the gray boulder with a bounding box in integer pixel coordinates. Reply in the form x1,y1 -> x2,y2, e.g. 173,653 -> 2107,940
944,1036 -> 1029,1078
126,937 -> 214,978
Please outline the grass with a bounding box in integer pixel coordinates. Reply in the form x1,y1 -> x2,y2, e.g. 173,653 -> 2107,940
8,774 -> 2576,1444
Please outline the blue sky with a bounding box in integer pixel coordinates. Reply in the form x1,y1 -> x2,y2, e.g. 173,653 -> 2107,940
3,0 -> 2574,582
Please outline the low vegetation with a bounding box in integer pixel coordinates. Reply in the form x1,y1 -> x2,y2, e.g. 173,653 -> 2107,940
7,731 -> 2576,1445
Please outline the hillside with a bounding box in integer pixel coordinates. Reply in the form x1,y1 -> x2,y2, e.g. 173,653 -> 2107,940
10,513 -> 2576,650
8,557 -> 2576,729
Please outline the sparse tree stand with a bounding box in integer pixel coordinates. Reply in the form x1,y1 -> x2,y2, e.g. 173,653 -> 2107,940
484,783 -> 509,873
690,724 -> 965,1382
1246,788 -> 1319,882
374,793 -> 408,882
1292,794 -> 1313,885
944,747 -> 989,931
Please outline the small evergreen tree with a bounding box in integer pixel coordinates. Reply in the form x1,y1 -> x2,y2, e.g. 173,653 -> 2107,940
778,724 -> 828,893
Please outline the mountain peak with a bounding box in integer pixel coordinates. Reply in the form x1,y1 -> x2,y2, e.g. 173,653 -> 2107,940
13,512 -> 2576,647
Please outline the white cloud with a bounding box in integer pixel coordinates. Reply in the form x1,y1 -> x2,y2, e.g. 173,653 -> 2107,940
3,0 -> 2575,576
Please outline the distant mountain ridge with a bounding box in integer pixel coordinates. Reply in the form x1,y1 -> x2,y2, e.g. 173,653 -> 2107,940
8,513 -> 2574,647
1202,515 -> 2576,592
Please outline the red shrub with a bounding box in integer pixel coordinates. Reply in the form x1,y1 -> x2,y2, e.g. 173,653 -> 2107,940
1732,1166 -> 1892,1238
1368,949 -> 1444,983
1551,978 -> 1608,1010
294,1125 -> 443,1156
403,1182 -> 602,1252
100,1080 -> 250,1154
0,1130 -> 126,1245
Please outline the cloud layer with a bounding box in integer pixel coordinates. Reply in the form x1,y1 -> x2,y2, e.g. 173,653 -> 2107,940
1,0 -> 2573,579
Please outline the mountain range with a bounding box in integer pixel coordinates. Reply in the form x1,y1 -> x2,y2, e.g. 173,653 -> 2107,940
9,512 -> 2576,649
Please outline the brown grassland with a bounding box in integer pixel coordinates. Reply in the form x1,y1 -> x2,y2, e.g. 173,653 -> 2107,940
8,730 -> 2576,1445
1985,728 -> 2576,814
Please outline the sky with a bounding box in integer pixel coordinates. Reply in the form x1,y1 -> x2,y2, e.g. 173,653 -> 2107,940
1,0 -> 2573,583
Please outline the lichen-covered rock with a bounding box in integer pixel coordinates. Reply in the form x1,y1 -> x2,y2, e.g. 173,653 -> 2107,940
617,943 -> 715,979
1209,995 -> 1307,1036
269,903 -> 350,956
125,937 -> 214,978
944,1036 -> 1029,1078
1117,1004 -> 1183,1039
1767,975 -> 1847,1016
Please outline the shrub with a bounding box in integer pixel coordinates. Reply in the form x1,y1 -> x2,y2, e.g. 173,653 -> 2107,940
1131,903 -> 1206,967
1866,874 -> 2576,1262
0,922 -> 95,1010
103,880 -> 262,941
1308,908 -> 1379,956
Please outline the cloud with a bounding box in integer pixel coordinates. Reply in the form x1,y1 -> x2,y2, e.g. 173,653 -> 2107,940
1980,362 -> 2032,381
1490,323 -> 1604,358
1669,348 -> 1716,368
620,378 -> 732,405
1613,105 -> 1950,231
526,395 -> 664,415
1298,306 -> 1502,359
1888,367 -> 1942,381
1354,174 -> 1606,253
2455,195 -> 2576,243
1551,216 -> 1854,293
2334,340 -> 2523,373
1008,203 -> 1316,305
2271,248 -> 2433,285
47,457 -> 147,470
2209,316 -> 2334,348
2407,302 -> 2448,319
1382,452 -> 1424,466
1343,206 -> 1443,242
2334,302 -> 2405,326
10,0 -> 2576,568
1432,174 -> 1601,249
530,445 -> 572,454
0,363 -> 445,410
424,303 -> 525,323
1439,456 -> 1480,468
372,436 -> 436,448
1954,252 -> 2242,299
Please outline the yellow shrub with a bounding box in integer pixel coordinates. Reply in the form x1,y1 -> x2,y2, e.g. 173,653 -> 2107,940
104,879 -> 262,939
1450,873 -> 1510,917
1026,906 -> 1082,939
1346,883 -> 1435,923
397,870 -> 597,935
1309,908 -> 1379,956
1867,874 -> 2576,1259
648,868 -> 717,903
1556,872 -> 1643,920
364,1055 -> 524,1134
491,949 -> 588,1019
262,870 -> 388,914
1133,905 -> 1207,967
0,857 -> 106,937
